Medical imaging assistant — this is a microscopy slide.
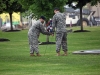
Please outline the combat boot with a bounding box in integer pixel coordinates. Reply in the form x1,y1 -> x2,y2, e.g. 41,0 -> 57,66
36,53 -> 41,56
30,54 -> 35,56
62,51 -> 67,56
57,52 -> 60,56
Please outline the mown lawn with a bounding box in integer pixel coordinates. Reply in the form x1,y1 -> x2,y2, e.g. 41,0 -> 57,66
0,26 -> 100,75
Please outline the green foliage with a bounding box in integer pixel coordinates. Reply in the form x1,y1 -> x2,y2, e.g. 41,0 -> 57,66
0,0 -> 7,13
19,0 -> 67,20
66,0 -> 100,8
0,0 -> 26,30
18,0 -> 34,10
0,26 -> 100,75
0,0 -> 25,14
91,0 -> 100,5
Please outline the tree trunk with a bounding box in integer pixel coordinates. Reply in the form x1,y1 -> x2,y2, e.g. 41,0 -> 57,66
20,13 -> 24,29
9,13 -> 13,30
46,35 -> 49,42
80,6 -> 83,31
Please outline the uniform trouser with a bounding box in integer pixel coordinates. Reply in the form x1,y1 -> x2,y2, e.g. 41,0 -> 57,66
28,34 -> 39,54
56,32 -> 67,53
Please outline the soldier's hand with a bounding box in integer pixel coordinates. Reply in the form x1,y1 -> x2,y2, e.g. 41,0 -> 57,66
52,33 -> 54,36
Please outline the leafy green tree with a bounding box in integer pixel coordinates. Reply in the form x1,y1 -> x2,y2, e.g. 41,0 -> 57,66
19,0 -> 67,21
0,0 -> 25,30
91,0 -> 100,5
66,0 -> 100,31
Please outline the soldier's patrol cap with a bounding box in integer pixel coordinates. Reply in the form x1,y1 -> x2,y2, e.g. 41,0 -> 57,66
40,16 -> 46,20
54,7 -> 60,11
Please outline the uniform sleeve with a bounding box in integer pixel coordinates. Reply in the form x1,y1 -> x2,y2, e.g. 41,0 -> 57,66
39,23 -> 51,35
52,15 -> 57,33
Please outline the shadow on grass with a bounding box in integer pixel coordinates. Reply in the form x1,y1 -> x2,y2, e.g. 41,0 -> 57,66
39,42 -> 55,45
0,30 -> 21,42
0,38 -> 10,42
73,30 -> 90,33
5,30 -> 21,32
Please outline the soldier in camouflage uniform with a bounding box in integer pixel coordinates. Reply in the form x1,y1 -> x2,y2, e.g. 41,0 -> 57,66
52,7 -> 68,56
28,16 -> 51,56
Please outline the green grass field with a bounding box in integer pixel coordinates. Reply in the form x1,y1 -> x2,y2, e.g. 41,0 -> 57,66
0,26 -> 100,75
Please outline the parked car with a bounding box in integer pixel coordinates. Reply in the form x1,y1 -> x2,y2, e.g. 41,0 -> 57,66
64,5 -> 97,26
1,22 -> 16,31
95,17 -> 100,25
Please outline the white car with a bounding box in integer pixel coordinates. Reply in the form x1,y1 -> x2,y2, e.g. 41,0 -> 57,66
1,22 -> 16,31
66,14 -> 79,26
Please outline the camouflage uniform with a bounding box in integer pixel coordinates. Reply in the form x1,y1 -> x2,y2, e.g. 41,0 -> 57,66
52,12 -> 68,53
28,20 -> 51,54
